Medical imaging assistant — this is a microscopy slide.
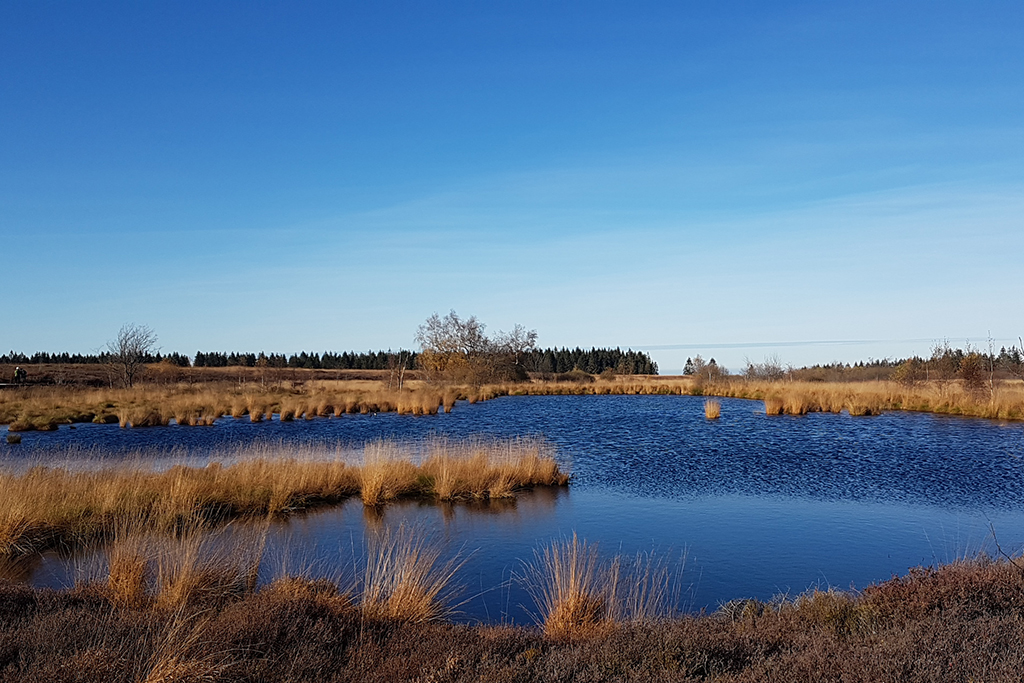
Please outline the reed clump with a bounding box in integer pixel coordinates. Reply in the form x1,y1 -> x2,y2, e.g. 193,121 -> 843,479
524,534 -> 679,641
763,396 -> 784,415
358,524 -> 463,623
703,399 -> 721,419
99,517 -> 459,623
0,439 -> 567,556
421,438 -> 568,502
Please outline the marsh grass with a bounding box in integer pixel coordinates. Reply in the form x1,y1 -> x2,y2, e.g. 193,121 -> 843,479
5,374 -> 1024,434
763,396 -> 784,415
100,517 -> 459,623
358,523 -> 464,622
0,439 -> 567,556
703,399 -> 721,419
524,534 -> 681,641
0,381 -> 450,431
722,379 -> 1024,420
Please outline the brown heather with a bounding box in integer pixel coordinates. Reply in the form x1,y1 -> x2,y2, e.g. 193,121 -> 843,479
2,554 -> 1023,681
0,439 -> 567,556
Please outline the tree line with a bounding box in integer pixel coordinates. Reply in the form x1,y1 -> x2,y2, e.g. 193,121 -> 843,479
0,346 -> 657,374
523,347 -> 658,375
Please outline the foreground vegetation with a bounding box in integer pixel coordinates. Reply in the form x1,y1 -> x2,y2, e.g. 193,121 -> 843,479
1,553 -> 1022,681
0,439 -> 568,556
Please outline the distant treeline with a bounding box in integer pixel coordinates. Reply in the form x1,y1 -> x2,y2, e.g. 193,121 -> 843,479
193,350 -> 419,370
522,347 -> 658,375
0,347 -> 659,375
0,350 -> 418,371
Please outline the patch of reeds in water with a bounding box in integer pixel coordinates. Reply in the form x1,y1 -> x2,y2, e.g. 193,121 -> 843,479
703,399 -> 721,419
0,438 -> 567,556
99,517 -> 459,624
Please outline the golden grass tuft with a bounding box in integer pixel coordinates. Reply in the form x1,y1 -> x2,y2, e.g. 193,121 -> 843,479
359,443 -> 420,506
703,399 -> 721,419
107,523 -> 151,608
524,534 -> 679,641
359,524 -> 463,623
763,396 -> 784,415
529,534 -> 607,640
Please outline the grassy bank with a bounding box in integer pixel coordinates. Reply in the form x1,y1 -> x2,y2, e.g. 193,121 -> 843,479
4,373 -> 1024,432
0,379 -> 458,431
0,439 -> 568,555
1,556 -> 1022,681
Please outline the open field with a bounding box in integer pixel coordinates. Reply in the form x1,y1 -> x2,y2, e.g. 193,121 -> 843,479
4,364 -> 1024,431
0,555 -> 1022,681
0,439 -> 567,556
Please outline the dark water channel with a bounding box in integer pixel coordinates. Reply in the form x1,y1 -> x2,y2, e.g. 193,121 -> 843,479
5,395 -> 1024,624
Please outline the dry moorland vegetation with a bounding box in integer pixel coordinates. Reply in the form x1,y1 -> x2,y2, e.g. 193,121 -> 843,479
5,366 -> 1024,433
0,439 -> 568,556
1,547 -> 1023,682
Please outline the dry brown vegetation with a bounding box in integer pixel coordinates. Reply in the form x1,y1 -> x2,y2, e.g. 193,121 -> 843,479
715,378 -> 1024,420
1,556 -> 1023,681
524,534 -> 678,641
703,398 -> 721,419
4,368 -> 1024,433
0,377 -> 453,432
0,439 -> 567,556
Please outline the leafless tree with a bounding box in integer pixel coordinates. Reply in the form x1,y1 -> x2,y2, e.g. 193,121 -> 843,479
416,311 -> 490,357
106,323 -> 158,388
742,354 -> 787,382
415,311 -> 535,384
387,349 -> 412,390
494,323 -> 538,368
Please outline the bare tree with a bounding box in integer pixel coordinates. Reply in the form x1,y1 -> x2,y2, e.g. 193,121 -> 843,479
742,354 -> 787,382
415,311 -> 535,384
386,349 -> 412,391
494,323 -> 538,369
106,323 -> 158,388
416,311 -> 489,357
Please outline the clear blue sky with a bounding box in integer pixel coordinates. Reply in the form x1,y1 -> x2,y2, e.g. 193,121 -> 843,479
3,1 -> 1022,372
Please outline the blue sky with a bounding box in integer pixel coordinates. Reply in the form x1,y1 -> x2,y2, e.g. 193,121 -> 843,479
2,1 -> 1022,372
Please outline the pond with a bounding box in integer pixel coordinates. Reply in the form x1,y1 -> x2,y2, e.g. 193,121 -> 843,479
6,394 -> 1024,624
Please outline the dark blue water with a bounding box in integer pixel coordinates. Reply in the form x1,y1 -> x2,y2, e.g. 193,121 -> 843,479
6,395 -> 1024,623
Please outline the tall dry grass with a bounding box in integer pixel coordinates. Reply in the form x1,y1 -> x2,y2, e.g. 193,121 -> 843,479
7,373 -> 1020,433
0,439 -> 567,556
99,516 -> 459,624
524,534 -> 681,641
358,523 -> 464,622
0,380 -> 449,431
703,399 -> 721,419
721,379 -> 1024,420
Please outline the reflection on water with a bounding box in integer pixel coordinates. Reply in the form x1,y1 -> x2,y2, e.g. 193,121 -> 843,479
9,395 -> 1024,622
